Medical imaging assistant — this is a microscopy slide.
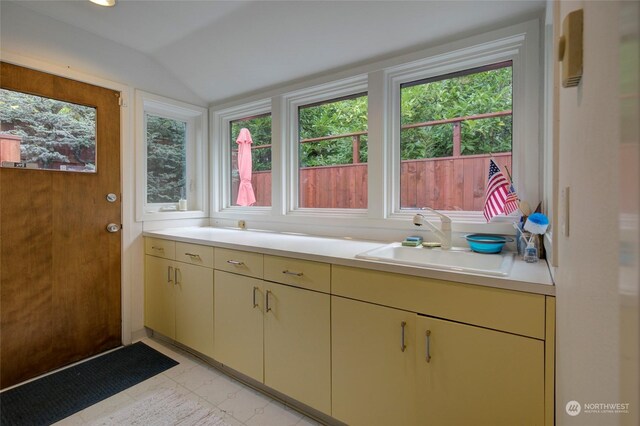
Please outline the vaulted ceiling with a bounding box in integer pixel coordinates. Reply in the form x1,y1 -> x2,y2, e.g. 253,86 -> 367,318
7,1 -> 545,104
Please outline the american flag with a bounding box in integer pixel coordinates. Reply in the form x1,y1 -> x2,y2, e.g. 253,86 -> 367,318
504,184 -> 519,215
483,159 -> 511,222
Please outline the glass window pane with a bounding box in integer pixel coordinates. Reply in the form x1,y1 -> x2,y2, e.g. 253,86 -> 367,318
146,114 -> 187,204
230,114 -> 272,207
0,88 -> 97,172
298,93 -> 368,209
400,62 -> 513,211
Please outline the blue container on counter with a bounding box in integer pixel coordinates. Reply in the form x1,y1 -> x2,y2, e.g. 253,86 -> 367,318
465,234 -> 514,254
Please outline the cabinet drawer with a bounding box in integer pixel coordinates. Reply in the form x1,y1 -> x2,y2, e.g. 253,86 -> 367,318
214,248 -> 263,278
264,255 -> 330,293
332,265 -> 545,339
145,237 -> 175,260
175,242 -> 214,268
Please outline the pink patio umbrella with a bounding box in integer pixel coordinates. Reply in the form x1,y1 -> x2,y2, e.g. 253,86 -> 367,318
235,128 -> 256,206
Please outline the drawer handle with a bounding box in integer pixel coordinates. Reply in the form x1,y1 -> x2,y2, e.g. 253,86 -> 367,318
174,268 -> 181,286
185,252 -> 202,260
282,270 -> 303,277
152,246 -> 165,252
425,330 -> 432,363
401,321 -> 407,352
227,260 -> 245,266
252,286 -> 259,308
167,266 -> 174,283
266,290 -> 272,312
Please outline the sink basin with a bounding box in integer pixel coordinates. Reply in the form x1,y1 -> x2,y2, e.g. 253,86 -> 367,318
355,243 -> 514,276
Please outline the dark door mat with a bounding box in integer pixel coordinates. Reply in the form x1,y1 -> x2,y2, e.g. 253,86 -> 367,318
0,342 -> 179,425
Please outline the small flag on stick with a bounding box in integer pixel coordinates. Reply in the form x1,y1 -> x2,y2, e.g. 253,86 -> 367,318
483,159 -> 512,222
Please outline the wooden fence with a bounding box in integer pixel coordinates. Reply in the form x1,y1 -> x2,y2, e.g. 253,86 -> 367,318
231,110 -> 512,210
232,153 -> 511,210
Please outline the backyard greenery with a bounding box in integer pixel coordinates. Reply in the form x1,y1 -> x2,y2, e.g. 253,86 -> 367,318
145,114 -> 187,203
0,89 -> 96,170
229,63 -> 512,170
400,63 -> 512,159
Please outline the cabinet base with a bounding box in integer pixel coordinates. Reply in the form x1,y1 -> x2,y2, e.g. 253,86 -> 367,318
143,329 -> 344,426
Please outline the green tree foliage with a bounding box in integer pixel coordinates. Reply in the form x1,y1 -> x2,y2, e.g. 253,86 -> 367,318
0,89 -> 96,169
146,115 -> 186,203
298,94 -> 368,167
400,65 -> 512,158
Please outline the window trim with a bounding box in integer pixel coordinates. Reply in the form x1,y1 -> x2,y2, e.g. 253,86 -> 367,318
135,90 -> 208,222
212,98 -> 272,214
283,75 -> 368,216
385,24 -> 539,223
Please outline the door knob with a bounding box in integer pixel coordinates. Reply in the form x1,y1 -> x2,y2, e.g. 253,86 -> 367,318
106,223 -> 120,233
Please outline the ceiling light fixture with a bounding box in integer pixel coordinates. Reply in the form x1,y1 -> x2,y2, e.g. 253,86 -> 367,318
90,0 -> 116,6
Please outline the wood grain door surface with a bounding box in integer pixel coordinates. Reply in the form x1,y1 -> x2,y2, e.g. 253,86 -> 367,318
0,62 -> 121,389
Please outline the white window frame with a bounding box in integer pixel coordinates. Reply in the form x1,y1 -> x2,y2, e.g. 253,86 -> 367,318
212,98 -> 272,214
283,75 -> 368,216
135,90 -> 208,221
385,21 -> 540,224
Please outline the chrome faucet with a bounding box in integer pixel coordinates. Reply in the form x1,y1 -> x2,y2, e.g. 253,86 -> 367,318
413,207 -> 452,250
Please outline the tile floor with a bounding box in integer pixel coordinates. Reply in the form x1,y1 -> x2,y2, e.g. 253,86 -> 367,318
53,337 -> 320,426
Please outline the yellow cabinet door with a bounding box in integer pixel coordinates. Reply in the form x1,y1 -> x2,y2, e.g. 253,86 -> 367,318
144,255 -> 175,339
415,315 -> 544,426
213,270 -> 264,382
264,282 -> 331,414
331,296 -> 416,426
174,262 -> 214,358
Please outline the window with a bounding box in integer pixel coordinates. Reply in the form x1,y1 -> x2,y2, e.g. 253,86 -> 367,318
229,113 -> 272,207
146,114 -> 187,204
298,93 -> 368,209
0,89 -> 96,172
399,62 -> 513,211
388,23 -> 539,222
135,91 -> 207,221
212,20 -> 539,231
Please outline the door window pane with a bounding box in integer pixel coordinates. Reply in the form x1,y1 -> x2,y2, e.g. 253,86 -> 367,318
0,88 -> 96,172
298,93 -> 368,209
230,114 -> 272,207
400,61 -> 512,211
146,114 -> 187,204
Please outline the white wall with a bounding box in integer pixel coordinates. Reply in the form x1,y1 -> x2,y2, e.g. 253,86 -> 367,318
0,1 -> 205,106
555,1 -> 638,425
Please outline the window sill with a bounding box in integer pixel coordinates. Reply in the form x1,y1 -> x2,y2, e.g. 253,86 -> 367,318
139,210 -> 207,222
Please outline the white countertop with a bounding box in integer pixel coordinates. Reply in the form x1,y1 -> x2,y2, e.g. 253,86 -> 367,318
143,226 -> 555,296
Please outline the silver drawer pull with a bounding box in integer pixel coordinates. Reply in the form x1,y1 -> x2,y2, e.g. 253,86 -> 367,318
167,266 -> 174,283
152,246 -> 165,252
174,268 -> 181,285
185,252 -> 201,260
266,290 -> 272,312
282,270 -> 303,277
425,330 -> 432,362
227,260 -> 245,266
401,321 -> 407,352
252,286 -> 259,308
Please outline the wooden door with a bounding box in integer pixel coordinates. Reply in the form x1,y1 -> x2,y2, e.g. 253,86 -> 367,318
174,261 -> 213,358
264,282 -> 331,414
0,62 -> 121,389
213,270 -> 264,381
415,315 -> 544,426
331,296 -> 416,426
144,256 -> 175,340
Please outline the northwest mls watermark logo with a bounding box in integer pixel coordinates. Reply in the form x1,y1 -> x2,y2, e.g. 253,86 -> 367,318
566,401 -> 581,416
566,400 -> 630,416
